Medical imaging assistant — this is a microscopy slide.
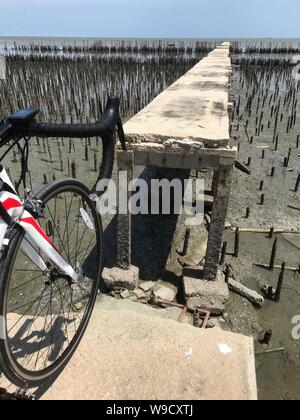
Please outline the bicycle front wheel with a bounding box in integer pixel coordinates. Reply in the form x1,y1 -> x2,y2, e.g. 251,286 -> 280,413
0,179 -> 103,388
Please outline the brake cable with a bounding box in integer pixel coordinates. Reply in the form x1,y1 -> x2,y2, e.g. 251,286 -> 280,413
15,136 -> 30,191
0,135 -> 31,192
0,136 -> 23,162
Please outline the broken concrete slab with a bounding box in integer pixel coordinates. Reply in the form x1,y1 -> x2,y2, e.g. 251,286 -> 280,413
42,295 -> 257,400
153,281 -> 178,302
184,268 -> 229,315
139,281 -> 155,292
120,290 -> 130,299
133,288 -> 148,300
102,265 -> 140,291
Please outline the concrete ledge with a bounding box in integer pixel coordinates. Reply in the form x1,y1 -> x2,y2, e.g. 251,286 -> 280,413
183,269 -> 229,315
123,145 -> 237,171
42,296 -> 257,400
127,142 -> 237,158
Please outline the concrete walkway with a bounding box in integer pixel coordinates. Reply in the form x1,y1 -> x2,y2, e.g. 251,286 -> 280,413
124,42 -> 231,147
42,295 -> 257,400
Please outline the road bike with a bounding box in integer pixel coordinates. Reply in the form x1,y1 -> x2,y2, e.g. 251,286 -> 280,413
0,97 -> 126,388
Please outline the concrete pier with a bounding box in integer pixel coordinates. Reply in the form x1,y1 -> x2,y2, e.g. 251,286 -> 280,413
107,42 -> 236,312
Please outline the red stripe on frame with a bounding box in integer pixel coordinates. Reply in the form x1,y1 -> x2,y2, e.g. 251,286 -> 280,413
1,198 -> 22,212
21,217 -> 62,257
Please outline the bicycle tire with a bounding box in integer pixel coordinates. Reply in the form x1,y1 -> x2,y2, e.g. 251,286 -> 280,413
0,178 -> 103,388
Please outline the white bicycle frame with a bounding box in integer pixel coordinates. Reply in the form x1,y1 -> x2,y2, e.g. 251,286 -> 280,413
0,165 -> 79,282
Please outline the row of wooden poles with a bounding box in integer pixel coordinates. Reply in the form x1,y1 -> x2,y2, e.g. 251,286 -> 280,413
232,56 -> 300,67
2,40 -> 222,54
230,60 -> 300,212
0,53 -> 200,123
221,49 -> 300,308
230,41 -> 300,54
6,40 -> 300,55
0,49 -> 198,193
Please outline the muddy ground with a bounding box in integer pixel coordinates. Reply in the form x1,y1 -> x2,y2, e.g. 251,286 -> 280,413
221,61 -> 300,400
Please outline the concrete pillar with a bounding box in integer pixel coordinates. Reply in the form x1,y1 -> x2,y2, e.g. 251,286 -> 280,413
211,170 -> 219,197
117,150 -> 134,269
203,163 -> 233,281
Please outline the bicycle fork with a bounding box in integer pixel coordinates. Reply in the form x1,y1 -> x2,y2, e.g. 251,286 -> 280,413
0,167 -> 79,283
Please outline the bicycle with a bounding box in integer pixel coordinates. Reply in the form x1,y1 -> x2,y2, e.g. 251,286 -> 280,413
0,96 -> 126,388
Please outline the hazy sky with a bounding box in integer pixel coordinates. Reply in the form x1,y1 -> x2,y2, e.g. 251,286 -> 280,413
0,0 -> 299,38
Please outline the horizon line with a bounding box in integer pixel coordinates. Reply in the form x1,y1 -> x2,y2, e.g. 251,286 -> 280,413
1,35 -> 300,40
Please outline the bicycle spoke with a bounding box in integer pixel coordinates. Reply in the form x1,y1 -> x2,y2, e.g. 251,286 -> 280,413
62,193 -> 74,243
10,272 -> 44,292
69,240 -> 97,264
62,193 -> 73,258
9,287 -> 52,314
33,296 -> 52,371
8,287 -> 48,336
46,204 -> 71,262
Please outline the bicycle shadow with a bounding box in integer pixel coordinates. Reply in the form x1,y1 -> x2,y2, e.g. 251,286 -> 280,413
10,316 -> 73,363
6,316 -> 77,400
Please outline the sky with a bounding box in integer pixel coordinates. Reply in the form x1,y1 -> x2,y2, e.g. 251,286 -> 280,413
0,0 -> 299,39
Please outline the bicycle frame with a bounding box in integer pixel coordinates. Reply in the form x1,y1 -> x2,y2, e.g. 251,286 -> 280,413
0,165 -> 79,282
